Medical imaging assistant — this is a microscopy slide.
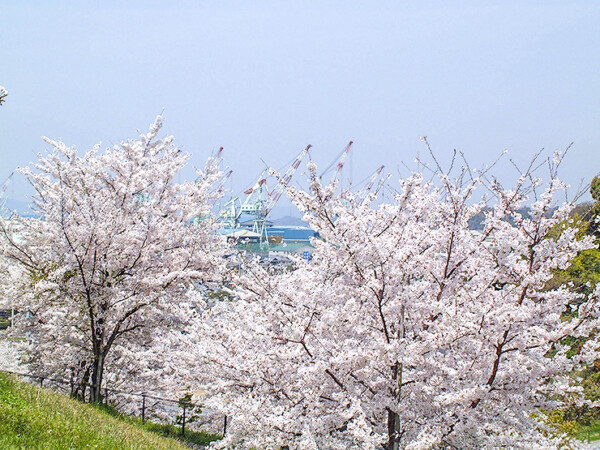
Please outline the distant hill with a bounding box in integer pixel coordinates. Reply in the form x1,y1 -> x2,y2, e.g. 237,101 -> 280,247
467,206 -> 557,231
271,215 -> 309,227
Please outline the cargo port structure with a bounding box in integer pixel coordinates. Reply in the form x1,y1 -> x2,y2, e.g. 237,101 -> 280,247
217,141 -> 386,256
219,144 -> 314,246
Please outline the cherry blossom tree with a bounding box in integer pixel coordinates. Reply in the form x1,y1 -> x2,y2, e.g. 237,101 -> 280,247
197,152 -> 600,449
0,117 -> 227,403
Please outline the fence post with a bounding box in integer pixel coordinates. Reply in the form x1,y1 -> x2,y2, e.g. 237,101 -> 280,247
181,405 -> 186,437
141,394 -> 146,424
39,376 -> 44,387
223,415 -> 227,436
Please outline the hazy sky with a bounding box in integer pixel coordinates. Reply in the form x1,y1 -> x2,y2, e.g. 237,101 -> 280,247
1,1 -> 599,211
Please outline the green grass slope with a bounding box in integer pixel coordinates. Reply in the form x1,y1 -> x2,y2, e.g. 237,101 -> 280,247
0,372 -> 190,449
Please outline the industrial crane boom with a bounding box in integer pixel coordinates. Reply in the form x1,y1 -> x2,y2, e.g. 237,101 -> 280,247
364,165 -> 385,194
262,144 -> 311,217
329,140 -> 353,185
0,172 -> 13,216
320,140 -> 353,181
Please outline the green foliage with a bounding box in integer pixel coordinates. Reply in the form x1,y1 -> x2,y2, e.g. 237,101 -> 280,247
0,372 -> 221,449
548,248 -> 600,302
0,310 -> 13,330
548,409 -> 579,441
535,409 -> 579,447
175,392 -> 203,431
178,392 -> 195,409
546,214 -> 600,307
546,214 -> 589,242
564,368 -> 600,422
551,177 -> 600,440
591,177 -> 600,202
577,177 -> 600,238
581,370 -> 600,403
206,287 -> 235,302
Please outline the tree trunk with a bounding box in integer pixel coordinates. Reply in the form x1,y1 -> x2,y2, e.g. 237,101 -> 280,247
386,304 -> 404,450
386,363 -> 402,450
89,352 -> 104,403
74,364 -> 91,401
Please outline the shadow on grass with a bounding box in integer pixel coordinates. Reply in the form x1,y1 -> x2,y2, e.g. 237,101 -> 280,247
94,403 -> 222,447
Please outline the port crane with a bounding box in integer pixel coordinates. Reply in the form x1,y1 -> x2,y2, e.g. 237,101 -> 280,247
219,169 -> 268,229
250,144 -> 312,243
319,141 -> 353,186
263,144 -> 312,218
218,145 -> 311,244
343,164 -> 388,205
0,172 -> 13,218
363,165 -> 385,194
218,142 -> 357,244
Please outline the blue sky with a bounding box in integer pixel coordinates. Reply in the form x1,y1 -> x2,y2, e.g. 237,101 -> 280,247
1,1 -> 599,212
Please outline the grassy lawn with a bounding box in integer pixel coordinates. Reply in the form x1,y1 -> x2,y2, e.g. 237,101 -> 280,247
0,372 -> 220,449
578,423 -> 600,442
